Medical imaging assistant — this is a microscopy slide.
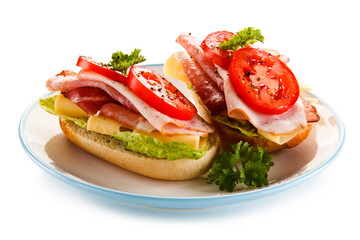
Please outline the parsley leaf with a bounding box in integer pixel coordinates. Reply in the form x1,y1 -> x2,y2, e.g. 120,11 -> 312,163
107,49 -> 146,75
219,27 -> 265,51
206,141 -> 274,192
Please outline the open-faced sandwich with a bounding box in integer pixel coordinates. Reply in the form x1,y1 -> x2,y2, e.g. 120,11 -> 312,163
40,50 -> 220,180
164,27 -> 320,152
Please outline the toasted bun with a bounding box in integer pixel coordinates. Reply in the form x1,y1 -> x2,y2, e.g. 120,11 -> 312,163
191,92 -> 312,152
59,119 -> 220,180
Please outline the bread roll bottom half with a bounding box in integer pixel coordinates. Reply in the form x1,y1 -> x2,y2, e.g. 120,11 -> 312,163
59,119 -> 220,180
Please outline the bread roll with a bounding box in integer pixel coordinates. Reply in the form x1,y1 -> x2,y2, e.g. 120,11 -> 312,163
211,119 -> 313,152
59,119 -> 220,180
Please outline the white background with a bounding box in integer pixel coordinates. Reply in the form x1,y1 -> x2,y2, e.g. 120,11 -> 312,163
1,0 -> 359,239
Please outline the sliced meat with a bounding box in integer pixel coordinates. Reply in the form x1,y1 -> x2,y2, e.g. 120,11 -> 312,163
63,87 -> 118,115
176,33 -> 225,91
47,70 -> 139,113
175,51 -> 226,114
98,103 -> 156,133
301,98 -> 320,123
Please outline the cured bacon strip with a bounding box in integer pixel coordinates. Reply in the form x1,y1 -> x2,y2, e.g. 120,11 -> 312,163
47,70 -> 139,113
175,51 -> 226,114
176,33 -> 225,91
98,103 -> 156,133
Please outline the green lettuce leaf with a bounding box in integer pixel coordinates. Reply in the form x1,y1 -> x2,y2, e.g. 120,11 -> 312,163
112,131 -> 208,160
39,95 -> 88,129
39,95 -> 207,160
212,115 -> 262,138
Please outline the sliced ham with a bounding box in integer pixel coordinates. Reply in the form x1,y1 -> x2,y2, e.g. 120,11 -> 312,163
98,103 -> 156,133
63,87 -> 118,115
46,70 -> 214,136
47,70 -> 139,113
174,51 -> 226,114
176,33 -> 225,91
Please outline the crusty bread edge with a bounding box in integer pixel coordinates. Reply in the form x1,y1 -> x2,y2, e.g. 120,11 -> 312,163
59,118 -> 220,180
211,120 -> 313,152
191,91 -> 313,152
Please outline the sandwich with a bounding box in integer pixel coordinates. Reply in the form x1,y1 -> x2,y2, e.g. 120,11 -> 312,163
164,27 -> 320,152
40,50 -> 220,180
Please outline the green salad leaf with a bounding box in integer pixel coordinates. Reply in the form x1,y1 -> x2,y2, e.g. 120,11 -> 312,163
219,27 -> 264,51
207,141 -> 274,192
112,132 -> 208,161
39,95 -> 88,128
212,115 -> 262,138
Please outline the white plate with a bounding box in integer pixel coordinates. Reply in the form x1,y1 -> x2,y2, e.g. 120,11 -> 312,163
19,65 -> 345,209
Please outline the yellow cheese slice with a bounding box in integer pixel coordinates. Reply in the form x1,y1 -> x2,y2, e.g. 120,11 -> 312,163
163,52 -> 190,83
54,94 -> 88,118
198,136 -> 208,150
258,127 -> 304,145
87,115 -> 129,135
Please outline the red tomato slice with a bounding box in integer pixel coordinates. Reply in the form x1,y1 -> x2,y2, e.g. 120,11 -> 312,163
127,66 -> 197,120
228,47 -> 299,115
201,31 -> 236,69
76,56 -> 127,85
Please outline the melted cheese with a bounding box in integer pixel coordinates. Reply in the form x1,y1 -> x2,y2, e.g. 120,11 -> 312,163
54,94 -> 88,117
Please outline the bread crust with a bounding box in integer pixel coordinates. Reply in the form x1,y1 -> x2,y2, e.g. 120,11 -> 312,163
211,120 -> 312,152
59,119 -> 220,180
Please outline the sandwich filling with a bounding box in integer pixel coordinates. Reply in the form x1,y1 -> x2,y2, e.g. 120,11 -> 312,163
164,31 -> 319,145
41,65 -> 216,160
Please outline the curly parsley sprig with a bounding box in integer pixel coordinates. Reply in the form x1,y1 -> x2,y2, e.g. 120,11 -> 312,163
106,49 -> 146,75
219,27 -> 265,51
206,141 -> 274,192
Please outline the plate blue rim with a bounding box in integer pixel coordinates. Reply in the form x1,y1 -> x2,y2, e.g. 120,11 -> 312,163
19,89 -> 345,210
